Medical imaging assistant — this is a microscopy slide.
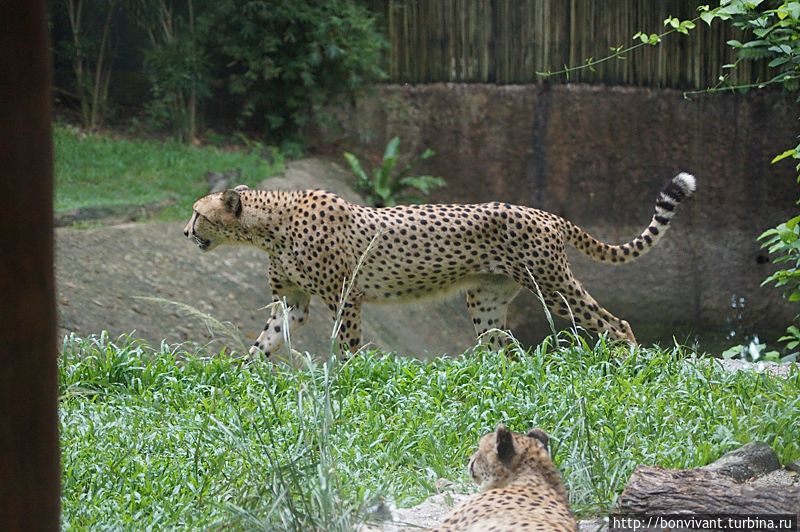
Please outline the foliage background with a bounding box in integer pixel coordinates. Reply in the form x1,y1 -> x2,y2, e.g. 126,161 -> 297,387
51,0 -> 777,142
50,0 -> 386,142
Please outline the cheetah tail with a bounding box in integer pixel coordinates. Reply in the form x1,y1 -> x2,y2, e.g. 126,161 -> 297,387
563,172 -> 696,265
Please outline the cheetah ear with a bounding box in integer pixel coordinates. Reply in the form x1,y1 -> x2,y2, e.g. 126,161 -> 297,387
495,424 -> 515,464
233,184 -> 249,192
527,428 -> 549,452
222,189 -> 243,217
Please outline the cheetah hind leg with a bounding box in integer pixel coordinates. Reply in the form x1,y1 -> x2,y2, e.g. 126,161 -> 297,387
549,276 -> 635,343
325,294 -> 364,357
465,275 -> 523,354
249,291 -> 310,357
522,272 -> 636,344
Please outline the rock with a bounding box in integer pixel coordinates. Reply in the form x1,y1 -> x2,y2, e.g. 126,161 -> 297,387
206,168 -> 241,193
715,358 -> 797,377
369,492 -> 469,532
260,157 -> 364,204
55,198 -> 174,227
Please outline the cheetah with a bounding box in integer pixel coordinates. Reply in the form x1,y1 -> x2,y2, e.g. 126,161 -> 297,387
432,424 -> 576,532
183,173 -> 696,356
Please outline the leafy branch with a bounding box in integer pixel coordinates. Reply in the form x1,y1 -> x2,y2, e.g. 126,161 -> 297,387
539,1 -> 800,358
536,14 -> 701,79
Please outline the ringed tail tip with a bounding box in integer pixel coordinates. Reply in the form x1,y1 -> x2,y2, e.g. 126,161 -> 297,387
673,172 -> 696,197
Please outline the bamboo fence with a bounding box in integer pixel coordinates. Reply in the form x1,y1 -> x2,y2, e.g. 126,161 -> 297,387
366,0 -> 770,89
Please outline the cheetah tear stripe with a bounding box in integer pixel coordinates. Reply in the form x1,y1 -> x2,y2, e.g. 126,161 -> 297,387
562,173 -> 696,265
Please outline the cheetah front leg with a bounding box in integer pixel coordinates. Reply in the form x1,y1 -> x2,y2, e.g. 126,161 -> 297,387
249,290 -> 310,357
249,271 -> 311,357
465,276 -> 523,352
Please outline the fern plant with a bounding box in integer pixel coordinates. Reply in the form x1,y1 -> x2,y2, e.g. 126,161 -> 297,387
343,136 -> 446,207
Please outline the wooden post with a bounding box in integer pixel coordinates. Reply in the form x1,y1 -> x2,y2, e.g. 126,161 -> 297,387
0,1 -> 60,530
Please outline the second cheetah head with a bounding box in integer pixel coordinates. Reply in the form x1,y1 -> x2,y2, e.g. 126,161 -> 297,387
468,424 -> 554,491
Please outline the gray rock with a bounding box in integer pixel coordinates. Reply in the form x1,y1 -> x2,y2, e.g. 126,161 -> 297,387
260,157 -> 365,204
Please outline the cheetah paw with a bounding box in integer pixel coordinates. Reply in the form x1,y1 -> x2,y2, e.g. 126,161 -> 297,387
248,342 -> 269,358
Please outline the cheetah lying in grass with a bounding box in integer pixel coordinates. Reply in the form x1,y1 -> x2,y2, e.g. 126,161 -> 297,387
432,424 -> 576,532
183,173 -> 695,356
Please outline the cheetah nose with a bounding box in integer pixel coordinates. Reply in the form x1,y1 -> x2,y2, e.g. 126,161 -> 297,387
183,227 -> 189,237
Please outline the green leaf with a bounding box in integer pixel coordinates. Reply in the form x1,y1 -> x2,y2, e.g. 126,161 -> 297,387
700,11 -> 716,25
377,137 -> 401,192
743,39 -> 771,48
419,148 -> 436,160
773,148 -> 799,164
758,227 -> 780,240
343,152 -> 370,185
786,215 -> 800,230
727,39 -> 744,47
722,345 -> 743,359
767,44 -> 793,55
769,56 -> 791,67
383,136 -> 400,161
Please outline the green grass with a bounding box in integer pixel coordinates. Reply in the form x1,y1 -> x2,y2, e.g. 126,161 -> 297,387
60,334 -> 800,530
54,124 -> 284,221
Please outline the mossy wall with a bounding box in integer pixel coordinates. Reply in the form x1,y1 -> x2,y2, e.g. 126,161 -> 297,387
312,83 -> 799,349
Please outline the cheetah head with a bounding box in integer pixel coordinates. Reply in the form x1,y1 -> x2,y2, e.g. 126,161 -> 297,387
183,185 -> 249,251
468,424 -> 551,491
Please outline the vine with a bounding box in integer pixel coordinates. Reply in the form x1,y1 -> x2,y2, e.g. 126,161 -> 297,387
540,1 -> 800,360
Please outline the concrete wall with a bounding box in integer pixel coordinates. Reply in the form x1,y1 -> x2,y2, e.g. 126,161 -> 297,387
311,83 -> 799,351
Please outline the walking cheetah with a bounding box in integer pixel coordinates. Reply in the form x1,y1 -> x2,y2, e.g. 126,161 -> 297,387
183,172 -> 695,356
432,424 -> 576,532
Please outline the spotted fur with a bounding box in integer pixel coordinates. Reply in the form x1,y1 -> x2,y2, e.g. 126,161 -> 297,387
183,172 -> 696,356
432,425 -> 576,532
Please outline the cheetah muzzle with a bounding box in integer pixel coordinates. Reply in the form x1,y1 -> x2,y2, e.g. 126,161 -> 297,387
183,173 -> 696,357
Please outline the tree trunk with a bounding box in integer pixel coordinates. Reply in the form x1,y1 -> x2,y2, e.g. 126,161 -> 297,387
188,0 -> 197,141
0,0 -> 59,528
617,465 -> 800,517
90,0 -> 115,129
66,0 -> 90,127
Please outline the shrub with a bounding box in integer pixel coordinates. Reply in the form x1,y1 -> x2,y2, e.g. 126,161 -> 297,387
344,136 -> 446,207
137,0 -> 212,142
204,0 -> 386,142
